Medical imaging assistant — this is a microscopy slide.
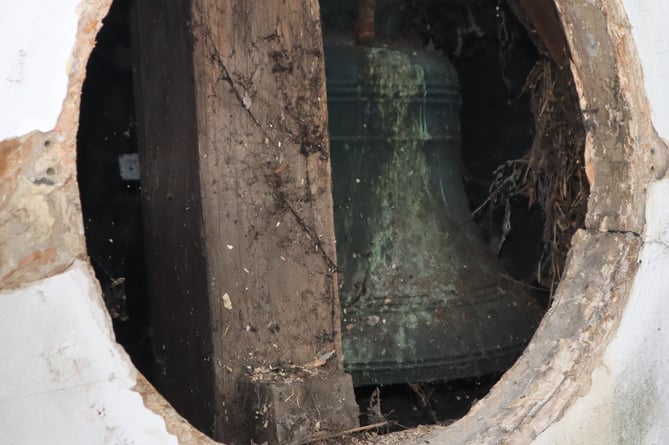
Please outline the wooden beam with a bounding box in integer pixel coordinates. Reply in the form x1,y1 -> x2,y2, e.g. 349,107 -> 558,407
132,0 -> 357,443
510,0 -> 571,68
132,0 -> 216,434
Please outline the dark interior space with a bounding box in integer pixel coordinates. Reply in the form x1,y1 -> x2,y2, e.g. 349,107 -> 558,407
400,0 -> 586,294
76,0 -> 153,379
404,0 -> 545,286
354,373 -> 501,432
77,0 -> 584,438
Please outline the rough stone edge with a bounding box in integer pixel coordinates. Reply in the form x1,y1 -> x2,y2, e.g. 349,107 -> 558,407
0,0 -> 114,289
134,374 -> 221,445
0,130 -> 82,288
560,0 -> 669,232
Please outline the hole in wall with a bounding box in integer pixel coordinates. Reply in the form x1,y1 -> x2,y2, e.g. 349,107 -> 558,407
75,0 -> 586,440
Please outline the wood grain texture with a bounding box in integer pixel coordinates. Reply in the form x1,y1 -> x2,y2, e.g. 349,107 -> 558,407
516,0 -> 571,68
132,0 -> 217,435
134,0 -> 345,441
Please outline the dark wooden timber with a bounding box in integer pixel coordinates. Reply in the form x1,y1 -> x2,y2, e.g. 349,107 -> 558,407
132,0 -> 216,435
132,1 -> 355,442
511,0 -> 571,68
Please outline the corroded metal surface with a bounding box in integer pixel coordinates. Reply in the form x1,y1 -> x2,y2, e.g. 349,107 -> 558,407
326,39 -> 542,386
340,0 -> 662,442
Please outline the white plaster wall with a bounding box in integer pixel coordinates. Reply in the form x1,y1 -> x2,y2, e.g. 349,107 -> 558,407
535,181 -> 669,445
0,0 -> 80,139
0,262 -> 177,444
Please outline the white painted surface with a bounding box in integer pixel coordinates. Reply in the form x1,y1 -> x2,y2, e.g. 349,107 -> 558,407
535,179 -> 669,445
0,0 -> 80,139
0,262 -> 178,445
623,0 -> 669,142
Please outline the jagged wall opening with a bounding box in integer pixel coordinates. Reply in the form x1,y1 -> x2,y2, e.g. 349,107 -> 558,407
76,0 -> 586,440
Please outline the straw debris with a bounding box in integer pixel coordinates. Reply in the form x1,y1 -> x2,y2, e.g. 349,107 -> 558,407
478,59 -> 588,293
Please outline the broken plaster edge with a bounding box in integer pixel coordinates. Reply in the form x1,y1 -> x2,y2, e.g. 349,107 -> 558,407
0,0 -> 79,140
533,178 -> 669,445
622,0 -> 669,146
0,260 -> 178,445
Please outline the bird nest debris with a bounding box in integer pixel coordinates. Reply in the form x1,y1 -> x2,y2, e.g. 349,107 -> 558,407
478,58 -> 588,294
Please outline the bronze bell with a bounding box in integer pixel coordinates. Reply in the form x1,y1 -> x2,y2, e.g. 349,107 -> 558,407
323,0 -> 543,386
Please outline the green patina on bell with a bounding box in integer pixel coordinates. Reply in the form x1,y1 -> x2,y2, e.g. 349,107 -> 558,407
323,0 -> 542,386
